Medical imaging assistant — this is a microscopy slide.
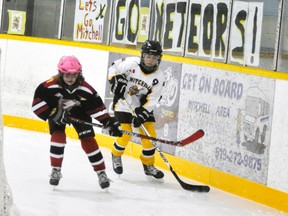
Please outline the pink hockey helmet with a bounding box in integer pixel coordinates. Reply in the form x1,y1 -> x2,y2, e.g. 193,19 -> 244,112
57,56 -> 82,74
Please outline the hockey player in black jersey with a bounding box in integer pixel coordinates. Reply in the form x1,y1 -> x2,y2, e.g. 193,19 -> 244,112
32,55 -> 123,189
108,40 -> 165,180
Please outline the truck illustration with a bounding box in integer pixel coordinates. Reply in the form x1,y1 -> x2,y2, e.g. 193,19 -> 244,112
243,86 -> 270,145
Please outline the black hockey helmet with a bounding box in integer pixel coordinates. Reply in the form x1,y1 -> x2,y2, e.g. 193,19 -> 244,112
140,40 -> 163,74
141,40 -> 163,55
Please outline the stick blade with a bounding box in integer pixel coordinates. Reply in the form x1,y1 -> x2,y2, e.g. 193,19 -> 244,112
181,129 -> 205,146
171,168 -> 210,192
182,184 -> 210,192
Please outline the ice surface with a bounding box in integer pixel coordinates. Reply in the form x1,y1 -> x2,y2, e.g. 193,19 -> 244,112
3,127 -> 287,216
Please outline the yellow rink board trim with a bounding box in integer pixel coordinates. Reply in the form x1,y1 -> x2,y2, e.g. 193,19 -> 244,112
1,34 -> 288,81
3,115 -> 288,213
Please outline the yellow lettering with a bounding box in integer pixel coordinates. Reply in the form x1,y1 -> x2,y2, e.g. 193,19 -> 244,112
79,0 -> 84,10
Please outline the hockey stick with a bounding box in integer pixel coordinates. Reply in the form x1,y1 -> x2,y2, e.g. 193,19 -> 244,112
122,98 -> 210,192
68,117 -> 203,147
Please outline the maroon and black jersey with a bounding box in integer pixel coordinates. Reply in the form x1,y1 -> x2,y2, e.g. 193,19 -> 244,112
32,76 -> 110,124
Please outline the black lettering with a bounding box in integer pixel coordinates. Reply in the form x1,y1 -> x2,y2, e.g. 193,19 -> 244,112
115,0 -> 126,40
250,7 -> 258,64
163,3 -> 175,49
177,2 -> 187,47
187,3 -> 201,53
154,2 -> 164,42
232,10 -> 247,58
202,4 -> 214,55
127,0 -> 139,43
215,3 -> 228,57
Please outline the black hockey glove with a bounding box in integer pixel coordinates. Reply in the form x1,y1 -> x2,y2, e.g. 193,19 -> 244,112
109,74 -> 128,99
132,107 -> 150,128
103,117 -> 123,137
50,99 -> 80,125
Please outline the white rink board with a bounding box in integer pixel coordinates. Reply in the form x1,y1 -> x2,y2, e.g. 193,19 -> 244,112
0,38 -> 288,193
267,79 -> 288,192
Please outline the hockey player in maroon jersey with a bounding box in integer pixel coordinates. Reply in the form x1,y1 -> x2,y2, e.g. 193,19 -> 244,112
108,40 -> 165,180
32,55 -> 123,189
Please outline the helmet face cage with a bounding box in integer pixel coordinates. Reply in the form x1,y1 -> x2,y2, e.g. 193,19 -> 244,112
140,40 -> 163,73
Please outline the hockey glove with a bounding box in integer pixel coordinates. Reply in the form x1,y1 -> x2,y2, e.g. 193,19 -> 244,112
50,99 -> 80,125
109,74 -> 128,99
103,117 -> 123,137
132,107 -> 150,128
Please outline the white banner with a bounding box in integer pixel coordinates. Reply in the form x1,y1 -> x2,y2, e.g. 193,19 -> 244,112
185,0 -> 203,57
111,0 -> 140,45
161,0 -> 188,53
73,0 -> 107,42
7,10 -> 26,35
185,0 -> 231,60
244,2 -> 263,66
228,1 -> 263,66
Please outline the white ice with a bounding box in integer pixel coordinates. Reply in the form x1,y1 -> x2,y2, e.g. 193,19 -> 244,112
3,127 -> 287,216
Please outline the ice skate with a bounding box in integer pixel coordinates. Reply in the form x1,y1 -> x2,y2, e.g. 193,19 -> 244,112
49,168 -> 62,187
97,171 -> 111,190
143,164 -> 164,182
112,154 -> 123,175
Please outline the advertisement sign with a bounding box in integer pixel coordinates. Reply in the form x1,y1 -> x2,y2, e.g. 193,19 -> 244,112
176,64 -> 275,184
154,61 -> 182,155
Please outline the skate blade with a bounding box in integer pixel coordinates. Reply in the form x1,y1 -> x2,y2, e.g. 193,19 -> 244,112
103,188 -> 110,193
146,175 -> 164,183
50,185 -> 58,191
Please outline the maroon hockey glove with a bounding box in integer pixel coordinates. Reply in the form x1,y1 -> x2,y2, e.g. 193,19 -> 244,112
109,74 -> 128,99
132,107 -> 150,128
103,117 -> 123,137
